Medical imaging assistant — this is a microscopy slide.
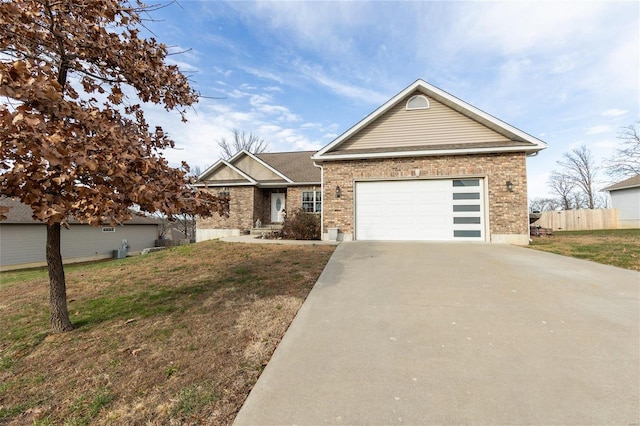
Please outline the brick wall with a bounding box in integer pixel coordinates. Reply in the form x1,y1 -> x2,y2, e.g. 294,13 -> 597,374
286,185 -> 322,213
255,188 -> 270,225
197,186 -> 255,231
321,152 -> 528,240
197,186 -> 323,231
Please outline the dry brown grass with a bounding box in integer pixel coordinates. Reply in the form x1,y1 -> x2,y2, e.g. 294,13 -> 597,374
529,229 -> 640,271
0,240 -> 335,425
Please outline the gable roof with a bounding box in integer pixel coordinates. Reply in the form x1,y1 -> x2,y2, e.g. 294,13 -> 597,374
256,151 -> 320,183
195,159 -> 258,186
197,150 -> 320,186
602,174 -> 640,192
312,79 -> 547,161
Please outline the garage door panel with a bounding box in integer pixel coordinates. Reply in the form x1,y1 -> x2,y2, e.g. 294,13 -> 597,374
355,179 -> 485,241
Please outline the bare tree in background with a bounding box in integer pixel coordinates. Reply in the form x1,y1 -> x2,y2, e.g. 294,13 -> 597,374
557,145 -> 599,209
529,197 -> 561,212
605,121 -> 640,180
548,171 -> 576,210
217,129 -> 269,159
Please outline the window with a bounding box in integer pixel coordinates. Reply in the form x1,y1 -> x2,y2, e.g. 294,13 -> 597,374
454,217 -> 481,224
406,95 -> 430,110
453,179 -> 480,187
102,226 -> 115,233
453,192 -> 481,200
302,191 -> 322,213
454,230 -> 482,238
453,205 -> 480,212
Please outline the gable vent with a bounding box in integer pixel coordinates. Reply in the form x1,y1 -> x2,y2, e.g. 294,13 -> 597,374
406,94 -> 430,110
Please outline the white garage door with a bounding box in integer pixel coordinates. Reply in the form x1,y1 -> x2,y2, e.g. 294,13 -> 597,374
355,178 -> 485,241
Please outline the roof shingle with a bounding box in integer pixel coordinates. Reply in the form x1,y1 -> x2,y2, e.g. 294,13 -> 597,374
602,174 -> 640,191
256,151 -> 320,183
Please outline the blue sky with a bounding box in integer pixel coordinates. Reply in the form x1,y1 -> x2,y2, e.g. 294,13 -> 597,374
143,1 -> 639,199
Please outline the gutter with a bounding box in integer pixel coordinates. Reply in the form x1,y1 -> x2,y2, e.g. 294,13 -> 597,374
313,160 -> 324,239
312,145 -> 546,162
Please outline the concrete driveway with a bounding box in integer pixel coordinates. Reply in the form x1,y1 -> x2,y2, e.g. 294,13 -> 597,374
234,242 -> 640,425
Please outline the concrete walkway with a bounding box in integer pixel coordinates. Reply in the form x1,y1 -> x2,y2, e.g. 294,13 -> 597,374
234,242 -> 639,425
220,234 -> 340,245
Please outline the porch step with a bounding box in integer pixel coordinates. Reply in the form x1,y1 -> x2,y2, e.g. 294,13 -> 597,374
250,224 -> 283,236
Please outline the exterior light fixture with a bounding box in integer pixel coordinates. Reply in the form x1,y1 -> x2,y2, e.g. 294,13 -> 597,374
335,185 -> 342,198
506,181 -> 514,192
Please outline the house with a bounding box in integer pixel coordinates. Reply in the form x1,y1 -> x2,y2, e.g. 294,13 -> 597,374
603,174 -> 640,228
195,151 -> 321,240
0,198 -> 162,271
197,79 -> 547,244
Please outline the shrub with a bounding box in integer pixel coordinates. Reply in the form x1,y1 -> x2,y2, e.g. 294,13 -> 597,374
281,208 -> 321,240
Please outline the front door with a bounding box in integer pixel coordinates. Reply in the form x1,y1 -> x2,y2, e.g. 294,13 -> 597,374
271,193 -> 286,223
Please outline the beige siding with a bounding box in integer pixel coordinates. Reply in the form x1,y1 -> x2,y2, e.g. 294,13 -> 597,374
233,155 -> 285,182
338,92 -> 511,151
205,165 -> 247,181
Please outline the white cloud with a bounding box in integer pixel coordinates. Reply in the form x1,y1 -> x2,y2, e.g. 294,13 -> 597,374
213,67 -> 233,78
453,2 -> 607,56
586,125 -> 611,135
264,86 -> 283,93
166,58 -> 200,73
242,67 -> 285,85
550,55 -> 577,74
293,61 -> 388,105
602,109 -> 628,117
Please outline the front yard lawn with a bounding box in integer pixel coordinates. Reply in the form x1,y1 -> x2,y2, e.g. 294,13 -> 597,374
0,240 -> 335,425
529,229 -> 640,271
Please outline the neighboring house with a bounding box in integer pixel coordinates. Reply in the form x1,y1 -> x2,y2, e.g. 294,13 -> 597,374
197,79 -> 547,245
195,151 -> 321,240
603,174 -> 640,228
0,198 -> 162,271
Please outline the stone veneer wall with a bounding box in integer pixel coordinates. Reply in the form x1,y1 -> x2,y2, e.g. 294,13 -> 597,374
321,152 -> 528,243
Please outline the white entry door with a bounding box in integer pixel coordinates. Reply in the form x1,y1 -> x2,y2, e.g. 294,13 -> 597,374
271,193 -> 286,223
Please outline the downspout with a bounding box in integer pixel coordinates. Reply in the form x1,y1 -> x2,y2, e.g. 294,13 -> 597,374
313,160 -> 324,240
526,149 -> 540,242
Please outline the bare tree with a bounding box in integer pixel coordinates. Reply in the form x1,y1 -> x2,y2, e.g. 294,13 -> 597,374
548,171 -> 576,210
529,197 -> 561,212
557,145 -> 599,209
605,121 -> 640,180
571,191 -> 588,210
172,214 -> 197,241
217,129 -> 269,159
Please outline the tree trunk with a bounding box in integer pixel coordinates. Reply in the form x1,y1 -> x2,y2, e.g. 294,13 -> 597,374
46,223 -> 74,332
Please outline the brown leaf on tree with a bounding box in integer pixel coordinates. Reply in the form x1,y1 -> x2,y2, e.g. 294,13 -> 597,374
0,0 -> 228,333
